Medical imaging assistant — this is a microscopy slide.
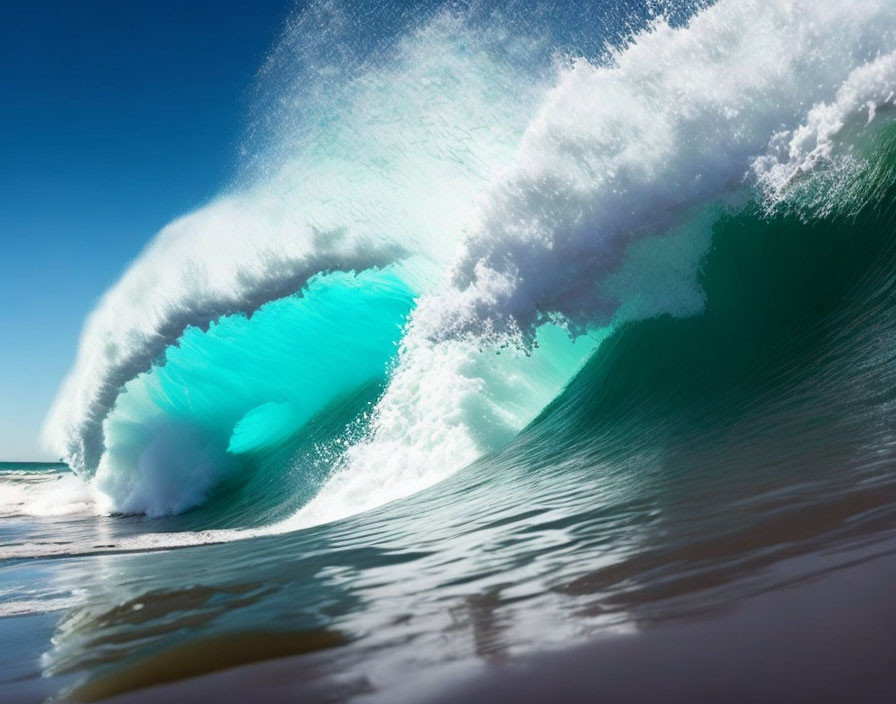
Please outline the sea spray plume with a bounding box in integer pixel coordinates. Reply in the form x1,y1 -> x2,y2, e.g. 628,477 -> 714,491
240,0 -> 704,181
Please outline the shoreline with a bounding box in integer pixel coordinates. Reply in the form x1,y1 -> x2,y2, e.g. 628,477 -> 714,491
77,537 -> 896,704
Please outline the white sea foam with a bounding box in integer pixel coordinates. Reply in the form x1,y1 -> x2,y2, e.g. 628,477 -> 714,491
0,472 -> 95,519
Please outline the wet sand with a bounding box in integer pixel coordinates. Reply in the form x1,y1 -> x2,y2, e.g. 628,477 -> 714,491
90,539 -> 896,704
416,546 -> 896,704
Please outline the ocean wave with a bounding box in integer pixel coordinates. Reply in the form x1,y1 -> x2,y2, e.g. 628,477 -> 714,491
43,0 -> 896,532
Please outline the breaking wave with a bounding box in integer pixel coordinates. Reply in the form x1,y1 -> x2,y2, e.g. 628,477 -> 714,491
42,0 -> 896,540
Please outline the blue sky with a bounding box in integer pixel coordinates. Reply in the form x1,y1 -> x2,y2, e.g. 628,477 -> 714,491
0,1 -> 293,460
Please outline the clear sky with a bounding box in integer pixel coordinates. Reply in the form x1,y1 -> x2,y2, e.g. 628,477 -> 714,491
0,1 -> 293,460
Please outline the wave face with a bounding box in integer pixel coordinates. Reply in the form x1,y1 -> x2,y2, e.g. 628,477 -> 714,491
44,0 -> 896,531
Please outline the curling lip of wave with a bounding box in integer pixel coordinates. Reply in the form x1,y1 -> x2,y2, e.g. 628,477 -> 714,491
43,0 -> 896,529
47,237 -> 402,480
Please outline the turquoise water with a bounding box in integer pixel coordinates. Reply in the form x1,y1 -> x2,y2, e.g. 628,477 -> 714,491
96,264 -> 421,520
